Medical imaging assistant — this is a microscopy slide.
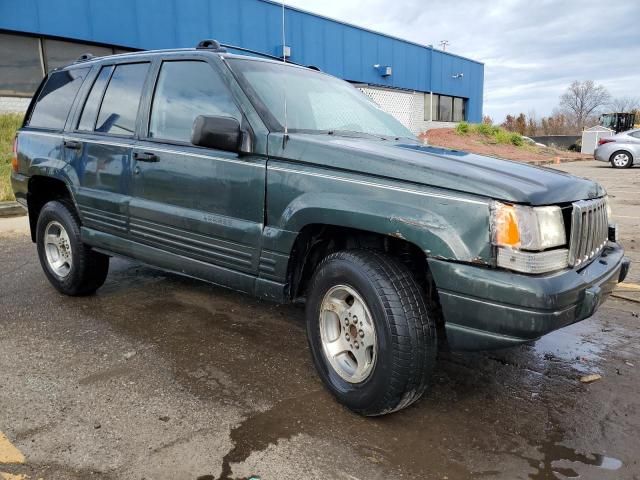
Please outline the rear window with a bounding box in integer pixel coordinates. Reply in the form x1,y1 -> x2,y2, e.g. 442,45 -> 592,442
95,62 -> 149,136
28,68 -> 89,130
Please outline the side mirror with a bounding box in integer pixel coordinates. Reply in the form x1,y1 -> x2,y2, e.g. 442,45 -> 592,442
191,115 -> 243,153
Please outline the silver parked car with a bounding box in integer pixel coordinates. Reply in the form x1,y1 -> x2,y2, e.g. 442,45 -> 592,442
594,128 -> 640,168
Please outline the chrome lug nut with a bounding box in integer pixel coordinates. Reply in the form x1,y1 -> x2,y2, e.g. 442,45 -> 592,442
359,329 -> 364,338
345,333 -> 350,340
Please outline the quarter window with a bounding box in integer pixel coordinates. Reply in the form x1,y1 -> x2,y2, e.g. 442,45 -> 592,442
149,60 -> 240,143
95,63 -> 149,136
28,68 -> 90,130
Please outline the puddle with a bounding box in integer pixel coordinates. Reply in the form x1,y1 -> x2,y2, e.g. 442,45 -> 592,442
529,429 -> 623,479
532,317 -> 620,374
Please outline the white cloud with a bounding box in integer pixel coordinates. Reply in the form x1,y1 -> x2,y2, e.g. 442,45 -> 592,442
285,0 -> 640,122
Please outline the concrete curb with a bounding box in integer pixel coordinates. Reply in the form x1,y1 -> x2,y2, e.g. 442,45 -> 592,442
0,201 -> 27,218
527,157 -> 591,166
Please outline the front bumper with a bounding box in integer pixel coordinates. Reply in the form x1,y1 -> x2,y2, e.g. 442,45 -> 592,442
428,243 -> 630,351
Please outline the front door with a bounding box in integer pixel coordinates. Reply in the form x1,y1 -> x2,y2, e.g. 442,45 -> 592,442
129,58 -> 266,276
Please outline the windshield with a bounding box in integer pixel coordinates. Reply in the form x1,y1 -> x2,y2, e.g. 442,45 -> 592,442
227,58 -> 415,139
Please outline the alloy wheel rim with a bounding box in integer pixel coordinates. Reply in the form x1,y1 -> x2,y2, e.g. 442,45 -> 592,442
319,284 -> 377,383
44,221 -> 73,278
613,153 -> 629,167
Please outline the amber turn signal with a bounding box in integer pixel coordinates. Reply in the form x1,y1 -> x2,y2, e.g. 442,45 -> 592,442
493,204 -> 521,247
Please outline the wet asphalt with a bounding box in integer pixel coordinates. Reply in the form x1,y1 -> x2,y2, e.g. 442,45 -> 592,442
0,160 -> 639,480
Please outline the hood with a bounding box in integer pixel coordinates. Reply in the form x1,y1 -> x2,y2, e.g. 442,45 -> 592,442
271,133 -> 605,205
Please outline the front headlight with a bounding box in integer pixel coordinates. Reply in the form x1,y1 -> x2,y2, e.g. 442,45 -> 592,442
491,201 -> 568,273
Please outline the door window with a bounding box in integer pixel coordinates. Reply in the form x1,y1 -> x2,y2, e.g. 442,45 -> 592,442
95,62 -> 149,136
77,65 -> 114,131
149,60 -> 240,143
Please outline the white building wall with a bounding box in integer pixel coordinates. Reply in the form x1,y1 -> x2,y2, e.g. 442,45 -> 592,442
0,96 -> 30,114
358,86 -> 456,135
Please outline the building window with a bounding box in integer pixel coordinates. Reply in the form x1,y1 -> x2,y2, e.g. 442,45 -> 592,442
426,94 -> 467,122
0,32 -> 136,100
43,39 -> 113,72
0,33 -> 43,97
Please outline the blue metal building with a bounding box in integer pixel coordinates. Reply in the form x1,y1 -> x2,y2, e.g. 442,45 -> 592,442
0,0 -> 484,131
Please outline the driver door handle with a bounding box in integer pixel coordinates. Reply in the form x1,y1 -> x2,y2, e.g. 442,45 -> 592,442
133,151 -> 159,162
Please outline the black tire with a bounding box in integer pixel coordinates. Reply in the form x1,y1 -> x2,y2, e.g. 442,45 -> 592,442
306,249 -> 437,416
610,150 -> 633,169
36,200 -> 109,296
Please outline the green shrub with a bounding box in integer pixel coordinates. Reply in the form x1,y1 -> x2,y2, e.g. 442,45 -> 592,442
0,113 -> 24,202
509,133 -> 524,146
455,121 -> 470,134
460,121 -> 525,147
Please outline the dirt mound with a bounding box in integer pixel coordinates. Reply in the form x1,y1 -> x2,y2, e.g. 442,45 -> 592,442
422,128 -> 590,165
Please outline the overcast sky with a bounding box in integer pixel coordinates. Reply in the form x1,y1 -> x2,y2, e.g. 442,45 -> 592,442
285,0 -> 640,122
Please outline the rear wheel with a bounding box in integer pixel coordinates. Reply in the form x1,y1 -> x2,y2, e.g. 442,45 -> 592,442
610,151 -> 633,168
306,250 -> 437,416
36,200 -> 109,296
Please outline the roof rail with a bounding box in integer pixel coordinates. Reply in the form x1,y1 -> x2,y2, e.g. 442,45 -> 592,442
196,39 -> 227,52
196,39 -> 319,70
74,53 -> 95,63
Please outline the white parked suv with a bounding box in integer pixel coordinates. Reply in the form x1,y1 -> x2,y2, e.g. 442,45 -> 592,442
594,129 -> 640,168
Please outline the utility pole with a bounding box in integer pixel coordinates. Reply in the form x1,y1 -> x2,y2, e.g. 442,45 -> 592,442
439,40 -> 449,51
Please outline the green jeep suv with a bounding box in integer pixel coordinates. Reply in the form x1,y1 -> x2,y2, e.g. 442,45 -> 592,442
11,41 -> 630,415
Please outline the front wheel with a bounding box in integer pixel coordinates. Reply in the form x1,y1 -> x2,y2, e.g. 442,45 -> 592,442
306,250 -> 437,416
610,151 -> 633,168
36,200 -> 110,296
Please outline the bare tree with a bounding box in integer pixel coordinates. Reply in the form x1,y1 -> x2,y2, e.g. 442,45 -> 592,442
559,80 -> 610,130
609,96 -> 640,113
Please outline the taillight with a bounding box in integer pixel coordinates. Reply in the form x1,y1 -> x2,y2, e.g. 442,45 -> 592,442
598,138 -> 614,146
11,136 -> 18,172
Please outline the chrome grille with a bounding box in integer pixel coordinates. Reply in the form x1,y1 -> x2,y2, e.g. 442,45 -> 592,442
568,198 -> 609,267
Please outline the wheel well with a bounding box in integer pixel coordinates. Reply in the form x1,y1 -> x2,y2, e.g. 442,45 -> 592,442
26,176 -> 73,242
287,224 -> 446,341
287,224 -> 429,300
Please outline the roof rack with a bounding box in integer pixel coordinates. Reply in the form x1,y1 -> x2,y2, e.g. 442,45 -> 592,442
196,39 -> 227,53
73,53 -> 95,63
196,39 -> 312,67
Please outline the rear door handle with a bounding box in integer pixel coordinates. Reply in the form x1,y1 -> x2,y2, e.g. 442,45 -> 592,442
63,140 -> 81,150
133,152 -> 159,162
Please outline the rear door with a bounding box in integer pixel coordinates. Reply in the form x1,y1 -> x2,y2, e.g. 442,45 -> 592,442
68,61 -> 150,237
19,67 -> 90,190
129,57 -> 266,275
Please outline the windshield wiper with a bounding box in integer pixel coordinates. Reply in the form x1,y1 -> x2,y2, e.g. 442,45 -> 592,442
327,130 -> 389,141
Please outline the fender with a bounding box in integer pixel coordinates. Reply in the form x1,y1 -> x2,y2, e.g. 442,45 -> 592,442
264,163 -> 493,265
